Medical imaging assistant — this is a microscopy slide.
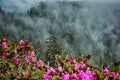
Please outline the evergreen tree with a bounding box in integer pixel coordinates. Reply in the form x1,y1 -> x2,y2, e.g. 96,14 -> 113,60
45,35 -> 62,66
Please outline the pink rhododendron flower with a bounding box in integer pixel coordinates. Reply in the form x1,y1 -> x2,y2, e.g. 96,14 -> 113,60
77,69 -> 97,80
14,59 -> 20,65
31,51 -> 35,56
1,54 -> 6,59
13,55 -> 19,59
12,55 -> 20,64
78,70 -> 85,79
31,57 -> 35,62
62,73 -> 70,80
49,67 -> 55,72
24,56 -> 30,63
104,76 -> 108,80
70,59 -> 76,64
23,70 -> 29,77
74,64 -> 80,71
85,67 -> 92,75
38,60 -> 44,67
14,69 -> 17,73
43,73 -> 50,80
57,66 -> 63,73
70,74 -> 77,79
79,61 -> 86,68
6,70 -> 11,75
2,52 -> 9,59
2,38 -> 8,42
110,72 -> 116,77
19,40 -> 24,45
17,76 -> 21,80
91,72 -> 97,80
101,67 -> 109,74
33,65 -> 37,72
114,72 -> 119,79
43,68 -> 54,80
1,42 -> 6,47
46,69 -> 53,75
110,72 -> 119,79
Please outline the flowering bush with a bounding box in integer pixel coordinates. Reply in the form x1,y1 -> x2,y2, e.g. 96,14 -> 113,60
0,38 -> 47,79
0,38 -> 120,80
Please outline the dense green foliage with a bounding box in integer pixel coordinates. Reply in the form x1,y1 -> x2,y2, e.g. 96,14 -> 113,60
0,38 -> 120,80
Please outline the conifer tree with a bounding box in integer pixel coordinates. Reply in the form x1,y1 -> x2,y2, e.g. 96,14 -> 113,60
45,35 -> 62,66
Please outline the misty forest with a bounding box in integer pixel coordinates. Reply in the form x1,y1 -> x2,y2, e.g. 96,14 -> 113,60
0,1 -> 120,80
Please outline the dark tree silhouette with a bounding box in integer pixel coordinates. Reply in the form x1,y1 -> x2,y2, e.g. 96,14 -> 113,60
45,35 -> 62,66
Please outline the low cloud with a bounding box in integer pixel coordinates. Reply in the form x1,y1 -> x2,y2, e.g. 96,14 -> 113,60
0,0 -> 120,13
0,0 -> 45,13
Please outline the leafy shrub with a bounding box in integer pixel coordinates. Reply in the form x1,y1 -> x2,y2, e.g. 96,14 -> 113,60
0,38 -> 120,80
0,38 -> 46,79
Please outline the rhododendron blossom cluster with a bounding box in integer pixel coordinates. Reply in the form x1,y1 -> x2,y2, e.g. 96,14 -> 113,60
0,38 -> 120,80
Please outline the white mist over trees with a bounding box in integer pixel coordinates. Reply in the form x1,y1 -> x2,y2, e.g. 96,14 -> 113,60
0,1 -> 120,65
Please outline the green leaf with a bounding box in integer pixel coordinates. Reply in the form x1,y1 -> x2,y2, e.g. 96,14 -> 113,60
36,68 -> 45,78
51,75 -> 57,80
94,69 -> 105,80
113,63 -> 120,73
8,62 -> 16,69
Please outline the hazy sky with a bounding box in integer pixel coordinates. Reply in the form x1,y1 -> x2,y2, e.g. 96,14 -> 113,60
0,0 -> 45,13
0,0 -> 120,13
